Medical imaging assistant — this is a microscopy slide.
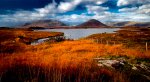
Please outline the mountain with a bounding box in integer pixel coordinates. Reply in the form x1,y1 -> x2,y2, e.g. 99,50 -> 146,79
109,21 -> 150,27
77,19 -> 108,28
23,19 -> 67,28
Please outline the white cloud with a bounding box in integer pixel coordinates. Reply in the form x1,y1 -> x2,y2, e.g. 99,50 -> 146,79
36,2 -> 57,16
64,0 -> 108,5
58,0 -> 108,13
138,4 -> 150,15
56,14 -> 90,22
84,0 -> 108,5
55,11 -> 149,24
119,4 -> 150,16
117,0 -> 150,6
99,12 -> 150,22
118,5 -> 150,22
58,2 -> 74,12
55,12 -> 117,24
0,1 -> 58,26
58,0 -> 81,13
117,0 -> 135,6
119,7 -> 138,12
139,4 -> 150,9
86,5 -> 109,15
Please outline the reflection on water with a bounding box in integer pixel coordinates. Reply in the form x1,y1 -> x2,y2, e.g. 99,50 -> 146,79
36,28 -> 120,40
31,38 -> 50,45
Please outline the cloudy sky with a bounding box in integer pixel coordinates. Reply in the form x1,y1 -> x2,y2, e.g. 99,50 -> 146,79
0,0 -> 150,26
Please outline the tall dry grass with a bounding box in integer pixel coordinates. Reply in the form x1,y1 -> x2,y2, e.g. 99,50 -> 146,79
0,40 -> 149,82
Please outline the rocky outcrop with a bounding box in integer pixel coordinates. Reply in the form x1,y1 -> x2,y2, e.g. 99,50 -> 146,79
94,57 -> 150,81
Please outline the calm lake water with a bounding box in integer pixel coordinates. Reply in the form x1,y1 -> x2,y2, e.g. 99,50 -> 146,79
36,28 -> 120,40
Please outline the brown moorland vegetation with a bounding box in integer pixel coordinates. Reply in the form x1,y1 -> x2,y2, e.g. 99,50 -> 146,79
86,28 -> 150,50
0,40 -> 150,82
0,28 -> 150,82
0,29 -> 64,53
0,29 -> 64,43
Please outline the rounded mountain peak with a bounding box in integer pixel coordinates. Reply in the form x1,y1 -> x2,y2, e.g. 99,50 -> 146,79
88,19 -> 100,22
78,19 -> 107,27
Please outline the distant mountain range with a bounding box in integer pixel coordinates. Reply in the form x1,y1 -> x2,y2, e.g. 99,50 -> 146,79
23,20 -> 67,28
21,19 -> 150,29
108,21 -> 150,27
22,19 -> 108,29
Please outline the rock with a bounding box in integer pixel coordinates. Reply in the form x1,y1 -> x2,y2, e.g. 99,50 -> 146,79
98,59 -> 126,69
132,66 -> 138,70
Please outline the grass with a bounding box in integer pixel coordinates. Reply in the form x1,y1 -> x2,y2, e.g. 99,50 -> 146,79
0,29 -> 64,43
86,28 -> 150,50
0,28 -> 150,82
0,40 -> 150,82
0,29 -> 64,53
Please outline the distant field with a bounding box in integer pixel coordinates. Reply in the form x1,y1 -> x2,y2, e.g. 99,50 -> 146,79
86,28 -> 150,50
0,29 -> 64,53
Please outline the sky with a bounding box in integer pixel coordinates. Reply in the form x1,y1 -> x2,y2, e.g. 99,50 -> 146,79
0,0 -> 150,26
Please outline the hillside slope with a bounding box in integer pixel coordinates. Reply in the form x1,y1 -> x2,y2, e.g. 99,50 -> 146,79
23,19 -> 67,28
77,19 -> 108,28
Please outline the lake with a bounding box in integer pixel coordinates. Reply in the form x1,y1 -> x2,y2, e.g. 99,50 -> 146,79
36,28 -> 120,40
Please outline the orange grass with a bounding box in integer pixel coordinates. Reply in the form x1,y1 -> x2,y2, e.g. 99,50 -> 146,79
0,40 -> 149,82
86,28 -> 150,50
0,29 -> 63,43
0,29 -> 63,53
